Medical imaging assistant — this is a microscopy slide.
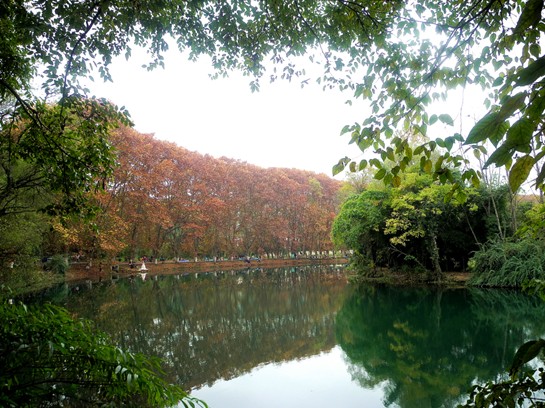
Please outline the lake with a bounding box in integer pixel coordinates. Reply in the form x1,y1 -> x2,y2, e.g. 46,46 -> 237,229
29,264 -> 545,408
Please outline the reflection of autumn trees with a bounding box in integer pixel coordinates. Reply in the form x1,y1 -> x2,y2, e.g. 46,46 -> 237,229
62,265 -> 348,390
70,127 -> 342,259
336,286 -> 545,408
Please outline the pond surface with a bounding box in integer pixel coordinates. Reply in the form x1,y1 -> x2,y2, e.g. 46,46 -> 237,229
30,264 -> 545,408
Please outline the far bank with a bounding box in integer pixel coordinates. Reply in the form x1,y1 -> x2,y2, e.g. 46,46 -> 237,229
66,257 -> 350,283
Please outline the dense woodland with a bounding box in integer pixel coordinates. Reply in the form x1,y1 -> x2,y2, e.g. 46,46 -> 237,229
44,127 -> 343,263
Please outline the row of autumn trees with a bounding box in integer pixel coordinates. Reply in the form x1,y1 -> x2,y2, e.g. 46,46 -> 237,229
47,127 -> 342,262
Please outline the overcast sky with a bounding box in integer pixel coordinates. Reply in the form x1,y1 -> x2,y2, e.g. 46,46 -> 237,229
84,48 -> 366,177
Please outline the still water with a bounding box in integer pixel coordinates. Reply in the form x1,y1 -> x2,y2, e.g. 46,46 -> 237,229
31,264 -> 545,408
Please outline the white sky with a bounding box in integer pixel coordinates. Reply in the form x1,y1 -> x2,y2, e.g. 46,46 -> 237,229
84,48 -> 366,177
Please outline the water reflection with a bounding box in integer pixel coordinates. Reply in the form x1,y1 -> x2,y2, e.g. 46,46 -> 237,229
336,285 -> 545,408
29,267 -> 545,407
49,265 -> 349,390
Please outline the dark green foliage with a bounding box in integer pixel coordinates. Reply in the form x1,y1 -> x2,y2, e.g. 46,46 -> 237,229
0,301 -> 205,408
462,369 -> 545,408
509,339 -> 545,377
468,239 -> 545,287
333,175 -> 509,276
0,99 -> 128,219
332,189 -> 391,275
517,201 -> 545,239
0,213 -> 47,260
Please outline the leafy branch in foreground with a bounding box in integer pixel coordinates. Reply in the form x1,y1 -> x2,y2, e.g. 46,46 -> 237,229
331,1 -> 545,196
0,301 -> 206,408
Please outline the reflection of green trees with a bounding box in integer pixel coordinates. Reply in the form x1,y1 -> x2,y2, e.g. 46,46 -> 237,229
58,265 -> 348,390
336,285 -> 545,408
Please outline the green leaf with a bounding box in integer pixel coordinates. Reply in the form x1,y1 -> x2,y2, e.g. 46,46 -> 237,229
498,92 -> 527,118
332,157 -> 350,176
465,112 -> 509,146
386,148 -> 395,161
471,173 -> 480,188
332,164 -> 343,176
508,339 -> 545,376
422,159 -> 432,173
374,168 -> 387,180
515,55 -> 545,87
513,0 -> 544,35
509,155 -> 535,191
527,90 -> 545,120
438,114 -> 454,126
484,145 -> 512,168
414,145 -> 425,155
455,190 -> 467,204
443,136 -> 455,151
504,117 -> 535,153
492,76 -> 504,87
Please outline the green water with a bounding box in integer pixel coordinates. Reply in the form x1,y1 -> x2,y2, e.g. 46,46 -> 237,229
31,265 -> 545,407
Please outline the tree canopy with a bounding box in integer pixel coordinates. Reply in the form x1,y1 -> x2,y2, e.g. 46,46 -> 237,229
332,165 -> 518,280
56,127 -> 341,262
4,1 -> 544,208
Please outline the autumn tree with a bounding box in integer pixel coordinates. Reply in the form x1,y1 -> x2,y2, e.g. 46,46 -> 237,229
103,129 -> 342,261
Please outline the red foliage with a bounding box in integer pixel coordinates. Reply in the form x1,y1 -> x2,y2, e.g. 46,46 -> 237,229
105,127 -> 343,259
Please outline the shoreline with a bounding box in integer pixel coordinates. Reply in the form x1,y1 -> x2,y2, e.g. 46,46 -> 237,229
66,258 -> 471,288
350,270 -> 471,287
66,257 -> 350,282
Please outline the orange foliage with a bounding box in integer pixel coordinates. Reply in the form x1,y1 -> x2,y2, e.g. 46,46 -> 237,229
96,126 -> 343,259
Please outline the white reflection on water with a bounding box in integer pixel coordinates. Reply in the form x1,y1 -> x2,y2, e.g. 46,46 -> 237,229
188,346 -> 385,408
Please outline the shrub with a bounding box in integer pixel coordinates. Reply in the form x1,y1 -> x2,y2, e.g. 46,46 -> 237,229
468,239 -> 545,287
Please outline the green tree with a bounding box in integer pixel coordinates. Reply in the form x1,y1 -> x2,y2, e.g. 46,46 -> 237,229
0,97 -> 128,218
332,189 -> 391,274
333,169 -> 503,278
385,174 -> 454,277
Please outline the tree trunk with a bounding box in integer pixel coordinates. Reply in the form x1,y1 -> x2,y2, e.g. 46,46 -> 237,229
428,234 -> 442,281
